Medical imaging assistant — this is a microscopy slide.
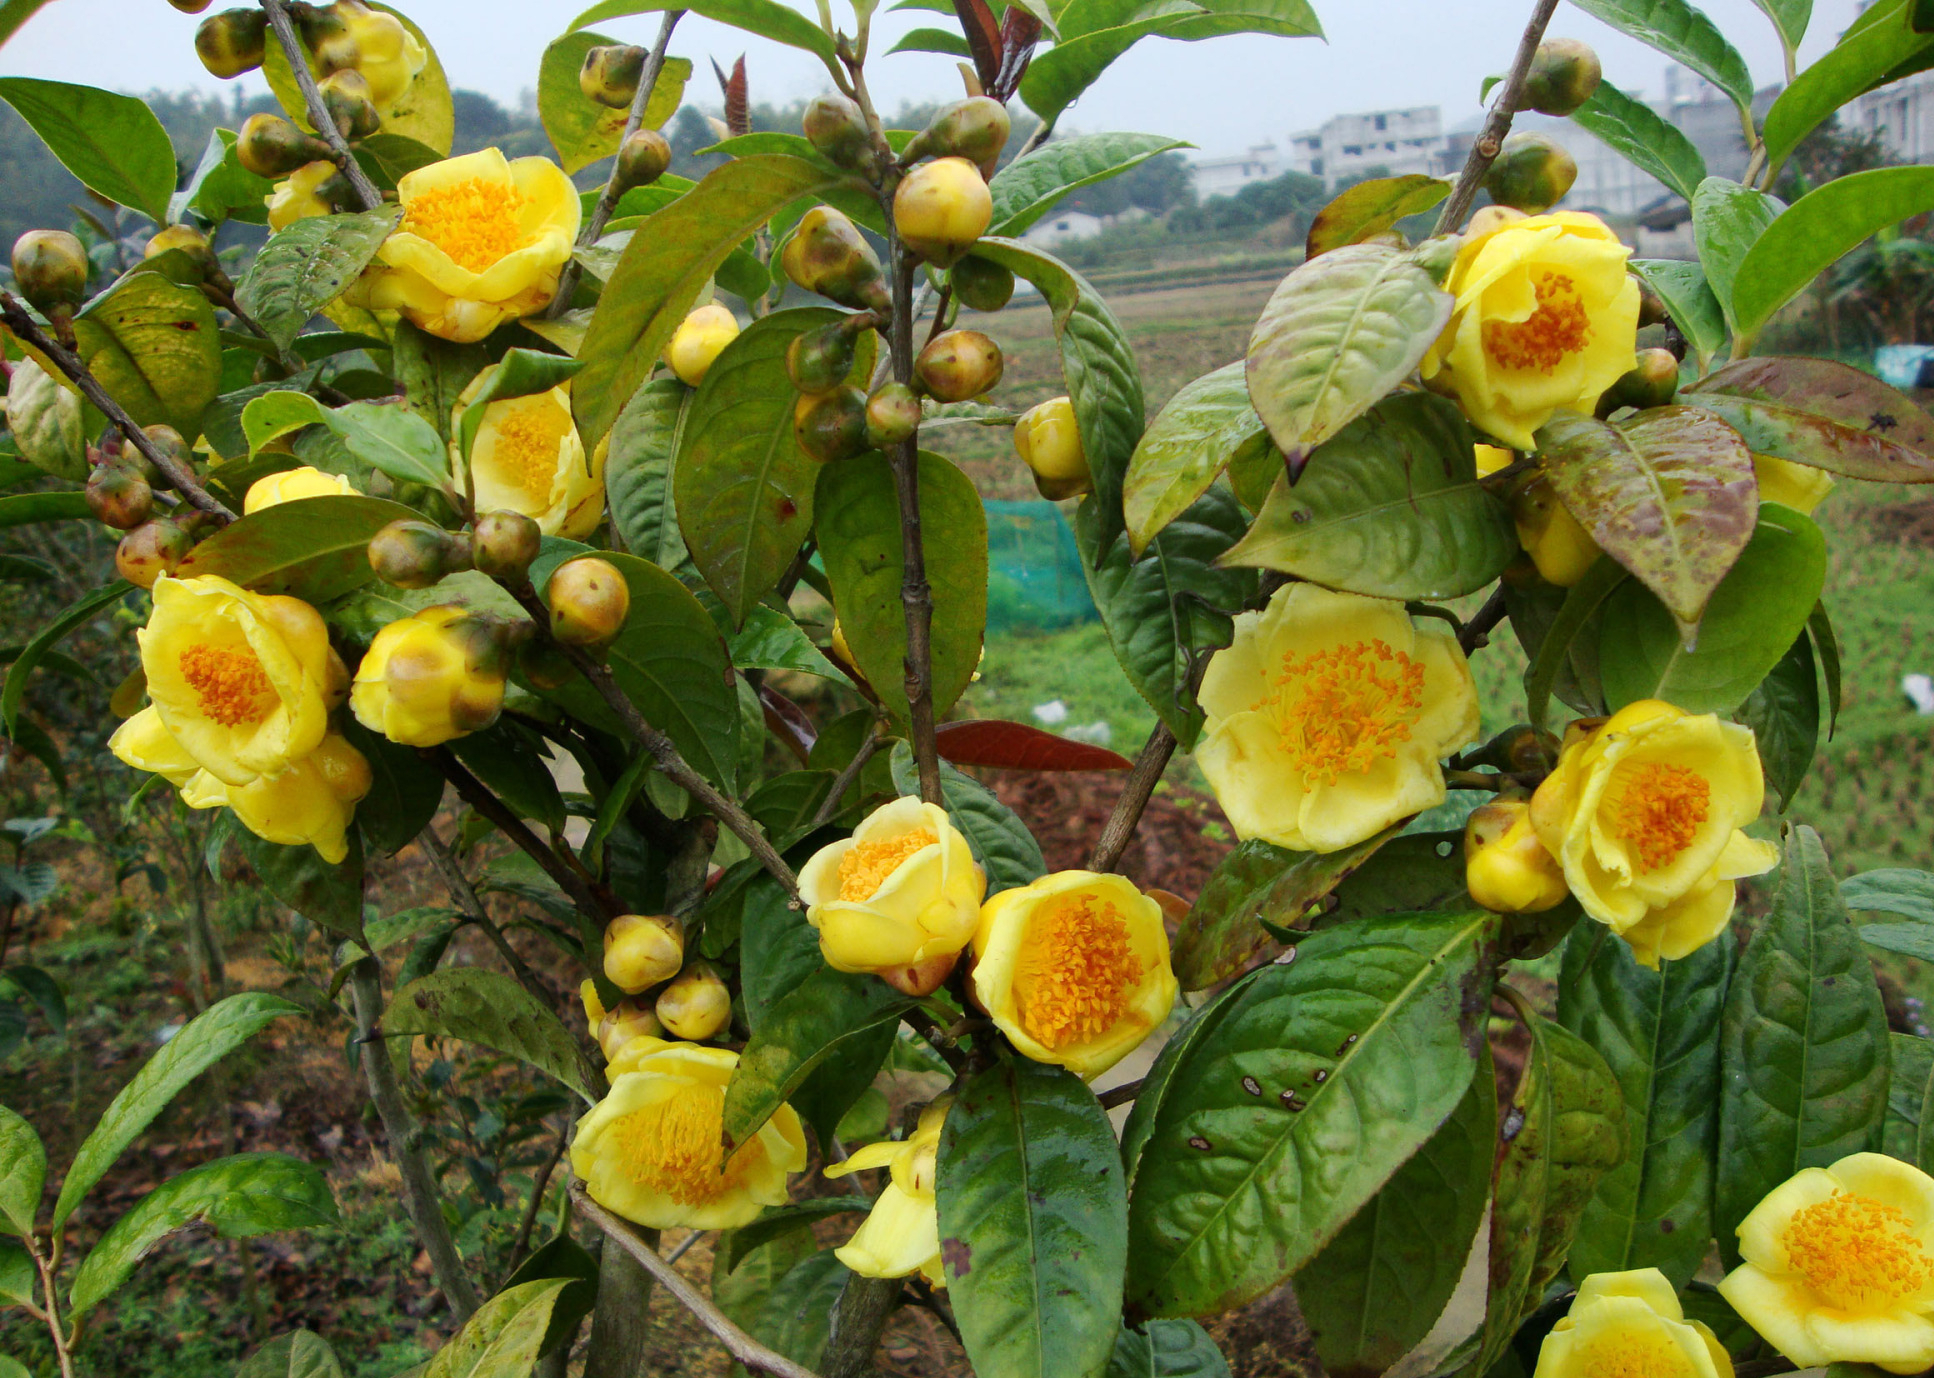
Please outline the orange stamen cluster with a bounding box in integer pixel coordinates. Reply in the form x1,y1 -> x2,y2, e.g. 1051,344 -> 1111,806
1483,270 -> 1592,374
1783,1190 -> 1933,1312
610,1086 -> 752,1206
837,827 -> 937,901
1571,1328 -> 1698,1378
178,642 -> 275,727
1014,895 -> 1144,1050
402,176 -> 531,272
485,398 -> 573,500
1615,763 -> 1711,872
1270,639 -> 1425,786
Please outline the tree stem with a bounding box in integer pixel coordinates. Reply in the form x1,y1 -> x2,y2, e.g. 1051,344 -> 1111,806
1087,723 -> 1176,874
884,250 -> 943,806
258,0 -> 384,212
430,748 -> 619,924
821,1273 -> 902,1378
1431,0 -> 1562,235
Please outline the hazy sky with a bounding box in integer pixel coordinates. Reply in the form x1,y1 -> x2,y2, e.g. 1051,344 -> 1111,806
2,0 -> 1850,156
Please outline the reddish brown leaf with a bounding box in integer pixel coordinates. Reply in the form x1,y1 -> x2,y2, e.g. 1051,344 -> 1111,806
934,719 -> 1132,771
953,0 -> 1003,93
994,8 -> 1043,102
760,684 -> 815,762
714,55 -> 749,137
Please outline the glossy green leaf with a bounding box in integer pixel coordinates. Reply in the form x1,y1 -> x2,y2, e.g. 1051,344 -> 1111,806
340,721 -> 444,858
1716,826 -> 1890,1266
730,606 -> 839,678
46,268 -> 221,442
172,128 -> 275,228
390,324 -> 488,444
1885,1034 -> 1934,1170
1125,910 -> 1494,1317
0,1106 -> 43,1237
1631,259 -> 1727,372
387,969 -> 594,1104
0,578 -> 131,735
70,1153 -> 336,1319
1520,556 -> 1624,728
233,1330 -> 347,1378
1123,361 -> 1264,555
0,0 -> 55,47
1845,869 -> 1934,923
0,491 -> 87,531
1691,178 -> 1783,338
0,77 -> 175,222
424,1278 -> 571,1378
889,25 -> 974,54
538,31 -> 691,173
451,725 -> 565,833
722,1246 -> 847,1372
245,391 -> 452,492
5,358 -> 86,481
1810,601 -> 1842,731
1683,356 -> 1934,483
1106,1320 -> 1231,1378
1570,80 -> 1707,205
0,1236 -> 33,1307
1222,392 -> 1515,598
236,209 -> 402,352
1598,504 -> 1827,714
1019,14 -> 1212,128
1536,407 -> 1757,631
570,0 -> 839,62
1764,0 -> 1928,175
816,450 -> 988,721
235,828 -> 365,936
1244,243 -> 1452,469
724,967 -> 910,1149
1076,487 -> 1254,750
939,1059 -> 1129,1378
1567,0 -> 1754,109
889,743 -> 1047,894
988,133 -> 1194,237
604,378 -> 690,569
1305,175 -> 1450,259
717,1199 -> 870,1276
175,495 -> 422,604
1736,631 -> 1819,809
54,991 -> 301,1229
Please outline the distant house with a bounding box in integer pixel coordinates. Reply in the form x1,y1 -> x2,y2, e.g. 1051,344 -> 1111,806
1188,142 -> 1283,199
1021,210 -> 1105,247
1287,107 -> 1445,190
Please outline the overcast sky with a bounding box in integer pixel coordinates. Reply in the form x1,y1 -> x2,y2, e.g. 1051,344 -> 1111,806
2,0 -> 1850,157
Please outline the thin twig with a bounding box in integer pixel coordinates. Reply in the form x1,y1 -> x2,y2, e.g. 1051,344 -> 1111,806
1097,1077 -> 1143,1110
1457,587 -> 1509,656
902,1005 -> 968,1073
808,728 -> 887,830
1446,768 -> 1513,793
259,0 -> 384,212
0,292 -> 236,522
664,1229 -> 706,1264
571,1184 -> 827,1378
1087,723 -> 1176,873
1014,119 -> 1053,160
503,1121 -> 570,1283
431,747 -> 620,922
1431,0 -> 1562,235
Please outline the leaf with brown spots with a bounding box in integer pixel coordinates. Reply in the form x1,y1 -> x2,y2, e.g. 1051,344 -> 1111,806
1682,355 -> 1934,483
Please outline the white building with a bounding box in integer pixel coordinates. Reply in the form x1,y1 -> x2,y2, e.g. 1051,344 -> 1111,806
1852,70 -> 1934,163
1189,142 -> 1283,199
1286,106 -> 1446,190
1020,209 -> 1105,247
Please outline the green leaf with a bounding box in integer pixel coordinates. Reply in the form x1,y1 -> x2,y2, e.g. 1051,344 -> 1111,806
1535,407 -> 1757,631
51,268 -> 221,442
1106,1321 -> 1231,1378
741,873 -> 824,1026
1476,1005 -> 1627,1371
1557,926 -> 1731,1288
1885,1033 -> 1934,1170
455,349 -> 585,461
449,726 -> 566,833
175,494 -> 422,604
1734,167 -> 1934,343
233,1330 -> 347,1378
0,78 -> 176,223
54,991 -> 301,1230
1810,600 -> 1841,733
1630,259 -> 1727,372
570,0 -> 838,62
1125,910 -> 1495,1317
1682,356 -> 1934,483
1763,0 -> 1927,174
0,1236 -> 35,1308
0,491 -> 88,531
391,323 -> 489,444
1292,1052 -> 1494,1378
424,1279 -> 572,1378
0,579 -> 131,735
1243,243 -> 1452,469
353,133 -> 445,192
1566,0 -> 1755,110
1753,0 -> 1813,48
1304,175 -> 1450,259
1736,631 -> 1819,809
172,129 -> 275,228
340,721 -> 444,858
1598,504 -> 1827,714
388,969 -> 593,1103
0,0 -> 55,47
1076,487 -> 1254,750
1570,80 -> 1707,205
1716,826 -> 1890,1266
721,1246 -> 847,1371
1845,869 -> 1934,922
939,1059 -> 1129,1378
604,378 -> 691,569
331,402 -> 454,492
724,968 -> 909,1149
1123,361 -> 1264,555
717,1198 -> 873,1276
731,606 -> 840,678
889,25 -> 974,55
6,358 -> 86,481
539,31 -> 690,173
1019,14 -> 1212,129
1222,392 -> 1515,598
235,828 -> 366,936
1691,178 -> 1783,339
1519,556 -> 1625,728
70,1153 -> 335,1319
574,155 -> 843,451
988,133 -> 1194,237
235,209 -> 401,352
0,1106 -> 43,1237
889,743 -> 1047,894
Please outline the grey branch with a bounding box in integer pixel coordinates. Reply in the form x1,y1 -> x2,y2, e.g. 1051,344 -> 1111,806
258,0 -> 385,213
1432,0 -> 1562,235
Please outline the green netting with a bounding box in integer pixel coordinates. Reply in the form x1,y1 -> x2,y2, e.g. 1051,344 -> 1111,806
984,499 -> 1098,634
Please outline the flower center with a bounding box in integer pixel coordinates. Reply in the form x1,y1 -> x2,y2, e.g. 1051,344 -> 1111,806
485,397 -> 575,503
609,1084 -> 753,1207
1014,895 -> 1144,1050
402,176 -> 531,273
1783,1189 -> 1933,1312
837,827 -> 937,902
1482,270 -> 1592,374
1268,639 -> 1426,786
1571,1326 -> 1700,1378
1615,763 -> 1711,872
177,642 -> 276,728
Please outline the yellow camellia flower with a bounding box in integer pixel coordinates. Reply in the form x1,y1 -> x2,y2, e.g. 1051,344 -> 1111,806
569,1042 -> 806,1231
266,161 -> 338,232
1473,445 -> 1601,587
243,465 -> 359,514
140,575 -> 332,787
799,796 -> 985,974
1465,797 -> 1569,913
335,1 -> 426,114
352,148 -> 579,343
1530,700 -> 1779,967
970,870 -> 1177,1079
181,731 -> 371,863
1197,583 -> 1481,853
1719,1152 -> 1934,1373
1422,210 -> 1641,449
108,706 -> 202,788
450,369 -> 602,538
349,605 -> 506,748
1754,453 -> 1835,515
1533,1268 -> 1734,1378
824,1100 -> 949,1284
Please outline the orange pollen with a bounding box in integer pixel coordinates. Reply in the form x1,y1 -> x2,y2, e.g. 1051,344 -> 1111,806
609,1085 -> 754,1207
837,827 -> 937,902
1783,1190 -> 1932,1312
177,642 -> 276,728
485,399 -> 574,501
401,176 -> 531,272
1268,639 -> 1426,786
1013,895 -> 1145,1050
1570,1328 -> 1699,1378
1615,763 -> 1711,872
1482,270 -> 1592,374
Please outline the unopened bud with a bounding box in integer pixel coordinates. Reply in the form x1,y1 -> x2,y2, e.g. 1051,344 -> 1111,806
194,8 -> 266,79
878,949 -> 958,998
794,386 -> 869,464
145,224 -> 227,289
141,426 -> 191,484
549,556 -> 630,648
1464,723 -> 1561,776
950,254 -> 1014,312
784,319 -> 859,396
915,328 -> 1003,403
1521,38 -> 1602,117
11,230 -> 88,324
1483,132 -> 1576,215
1508,474 -> 1601,589
664,302 -> 739,387
905,96 -> 1010,172
318,68 -> 381,140
603,913 -> 684,994
596,997 -> 665,1061
116,519 -> 194,589
580,43 -> 646,109
1595,347 -> 1679,417
169,0 -> 214,12
368,518 -> 468,590
471,509 -> 542,580
237,112 -> 335,179
614,128 -> 671,192
894,156 -> 992,268
781,206 -> 890,312
87,464 -> 154,530
865,383 -> 921,449
655,961 -> 731,1041
804,93 -> 879,177
1635,276 -> 1668,329
1013,395 -> 1088,499
300,4 -> 358,74
1465,798 -> 1569,913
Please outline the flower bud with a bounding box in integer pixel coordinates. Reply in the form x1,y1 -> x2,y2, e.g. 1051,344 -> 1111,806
145,223 -> 229,291
781,206 -> 890,312
87,463 -> 154,530
603,914 -> 685,994
170,0 -> 213,11
614,128 -> 671,192
1462,723 -> 1561,776
1013,395 -> 1088,499
656,961 -> 731,1041
318,68 -> 382,140
141,426 -> 192,485
1635,276 -> 1668,329
784,319 -> 859,396
906,97 -> 1010,172
1507,474 -> 1600,588
580,43 -> 646,109
549,556 -> 630,648
794,386 -> 869,464
195,8 -> 267,79
368,518 -> 470,590
350,605 -> 509,746
804,93 -> 880,177
11,229 -> 88,322
914,328 -> 1003,403
300,4 -> 357,74
115,519 -> 194,589
267,161 -> 345,232
893,157 -> 992,268
949,254 -> 1014,312
237,112 -> 335,179
877,949 -> 958,998
1594,347 -> 1679,417
664,303 -> 740,387
1465,797 -> 1568,913
1483,132 -> 1577,215
596,997 -> 665,1061
865,383 -> 921,449
1521,38 -> 1602,117
471,509 -> 542,580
